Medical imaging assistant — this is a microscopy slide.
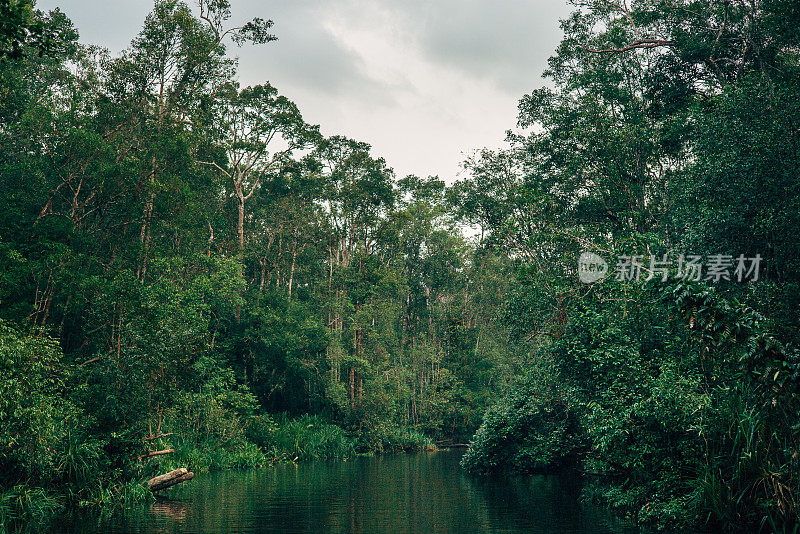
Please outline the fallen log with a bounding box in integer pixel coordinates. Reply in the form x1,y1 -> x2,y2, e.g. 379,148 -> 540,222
138,448 -> 175,461
147,468 -> 195,492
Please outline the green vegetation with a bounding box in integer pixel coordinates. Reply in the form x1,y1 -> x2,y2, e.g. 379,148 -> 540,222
1,0 -> 799,532
458,1 -> 800,531
246,414 -> 356,462
0,0 -> 512,529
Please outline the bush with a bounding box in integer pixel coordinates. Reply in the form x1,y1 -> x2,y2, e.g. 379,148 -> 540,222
356,424 -> 435,453
0,486 -> 63,531
0,322 -> 78,485
461,362 -> 582,475
247,414 -> 355,461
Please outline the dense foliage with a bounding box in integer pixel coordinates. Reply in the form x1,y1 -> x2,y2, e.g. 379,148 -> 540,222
460,0 -> 800,531
1,0 -> 798,532
0,0 -> 518,528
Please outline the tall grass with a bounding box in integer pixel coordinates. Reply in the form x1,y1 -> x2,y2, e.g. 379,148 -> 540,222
375,427 -> 435,453
247,414 -> 356,461
695,393 -> 799,532
0,486 -> 63,532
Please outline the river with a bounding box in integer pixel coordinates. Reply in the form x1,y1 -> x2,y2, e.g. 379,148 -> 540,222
62,450 -> 642,533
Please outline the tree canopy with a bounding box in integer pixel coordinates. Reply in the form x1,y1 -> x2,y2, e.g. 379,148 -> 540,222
1,1 -> 799,531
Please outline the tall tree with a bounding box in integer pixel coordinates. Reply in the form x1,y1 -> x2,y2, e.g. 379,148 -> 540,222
107,0 -> 276,280
200,82 -> 320,256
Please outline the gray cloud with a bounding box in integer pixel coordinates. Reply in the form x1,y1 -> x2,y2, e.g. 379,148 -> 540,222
36,0 -> 152,53
233,1 -> 392,104
34,0 -> 572,181
362,0 -> 574,96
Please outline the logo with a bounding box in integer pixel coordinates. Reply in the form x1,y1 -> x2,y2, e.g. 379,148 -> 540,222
575,251 -> 761,284
578,251 -> 609,284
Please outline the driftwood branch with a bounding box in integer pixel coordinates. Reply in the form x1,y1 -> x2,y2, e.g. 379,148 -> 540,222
147,468 -> 195,492
138,448 -> 175,461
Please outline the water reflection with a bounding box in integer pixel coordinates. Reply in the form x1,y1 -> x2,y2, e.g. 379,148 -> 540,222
62,450 -> 642,533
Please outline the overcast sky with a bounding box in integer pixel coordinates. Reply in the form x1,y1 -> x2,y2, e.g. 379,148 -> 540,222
37,0 -> 572,182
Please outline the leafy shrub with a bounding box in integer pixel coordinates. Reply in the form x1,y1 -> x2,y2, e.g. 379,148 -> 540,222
462,362 -> 582,474
0,322 -> 77,485
356,424 -> 434,453
248,414 -> 355,461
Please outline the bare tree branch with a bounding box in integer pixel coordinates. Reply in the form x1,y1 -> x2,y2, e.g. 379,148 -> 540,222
585,39 -> 673,54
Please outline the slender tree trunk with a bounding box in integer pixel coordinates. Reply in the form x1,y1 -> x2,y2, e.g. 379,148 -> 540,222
137,186 -> 154,281
288,229 -> 297,300
349,367 -> 355,408
236,194 -> 245,255
139,84 -> 166,283
233,185 -> 245,322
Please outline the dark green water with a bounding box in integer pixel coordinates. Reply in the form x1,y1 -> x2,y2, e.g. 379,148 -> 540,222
63,450 -> 641,533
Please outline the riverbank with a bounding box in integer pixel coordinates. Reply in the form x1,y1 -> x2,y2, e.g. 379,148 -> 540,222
29,451 -> 643,534
0,414 -> 435,532
157,414 -> 436,472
